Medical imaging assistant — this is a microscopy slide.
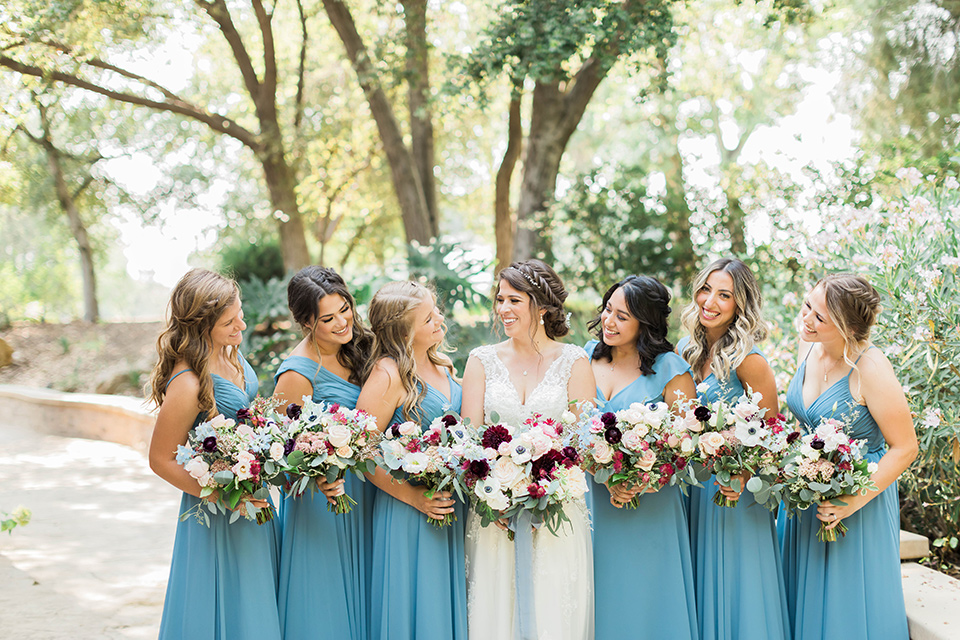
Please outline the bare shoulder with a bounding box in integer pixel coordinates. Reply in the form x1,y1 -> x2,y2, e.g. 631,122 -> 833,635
165,365 -> 200,398
856,345 -> 897,388
737,352 -> 774,378
370,357 -> 400,381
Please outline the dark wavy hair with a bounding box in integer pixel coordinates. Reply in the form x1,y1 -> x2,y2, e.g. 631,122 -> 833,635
496,259 -> 569,339
587,275 -> 674,376
287,265 -> 372,385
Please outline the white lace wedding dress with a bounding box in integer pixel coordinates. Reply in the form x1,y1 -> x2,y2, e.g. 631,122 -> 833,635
465,343 -> 594,640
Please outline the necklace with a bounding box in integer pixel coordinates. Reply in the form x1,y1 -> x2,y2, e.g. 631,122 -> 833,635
819,345 -> 842,383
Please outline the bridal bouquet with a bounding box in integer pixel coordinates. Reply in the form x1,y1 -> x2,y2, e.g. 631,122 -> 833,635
689,388 -> 793,508
379,413 -> 474,527
176,396 -> 286,526
779,417 -> 878,542
278,397 -> 381,514
576,401 -> 699,509
465,413 -> 587,536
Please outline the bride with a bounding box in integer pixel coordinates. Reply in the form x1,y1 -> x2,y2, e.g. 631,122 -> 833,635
461,259 -> 596,640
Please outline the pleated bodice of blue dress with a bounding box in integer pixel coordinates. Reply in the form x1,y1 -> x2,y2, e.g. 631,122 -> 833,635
678,336 -> 790,640
275,355 -> 375,640
779,348 -> 907,640
369,374 -> 468,640
159,354 -> 282,640
585,340 -> 699,640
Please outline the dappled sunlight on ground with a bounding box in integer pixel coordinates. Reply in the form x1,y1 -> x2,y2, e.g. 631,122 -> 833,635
0,423 -> 179,638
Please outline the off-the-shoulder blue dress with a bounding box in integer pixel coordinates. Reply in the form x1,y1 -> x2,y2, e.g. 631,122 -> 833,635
368,374 -> 468,640
275,355 -> 376,640
158,354 -> 282,640
585,340 -> 699,640
779,348 -> 907,639
678,337 -> 790,640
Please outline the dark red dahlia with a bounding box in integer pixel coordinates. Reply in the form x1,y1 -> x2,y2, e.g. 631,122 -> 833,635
604,426 -> 623,444
236,408 -> 252,421
441,414 -> 458,427
283,438 -> 296,455
469,459 -> 491,478
390,423 -> 402,438
694,406 -> 712,422
527,483 -> 547,498
481,425 -> 513,450
600,412 -> 617,427
786,431 -> 801,444
286,403 -> 302,420
659,463 -> 675,477
811,439 -> 825,450
531,450 -> 563,480
202,436 -> 217,452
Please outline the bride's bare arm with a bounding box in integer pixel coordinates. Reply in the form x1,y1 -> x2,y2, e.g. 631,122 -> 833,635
567,355 -> 597,412
460,354 -> 486,426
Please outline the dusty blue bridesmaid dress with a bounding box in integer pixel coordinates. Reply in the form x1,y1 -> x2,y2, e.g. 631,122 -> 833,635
368,374 -> 467,640
678,337 -> 790,640
275,356 -> 376,640
585,340 -> 699,640
779,347 -> 908,640
158,354 -> 282,640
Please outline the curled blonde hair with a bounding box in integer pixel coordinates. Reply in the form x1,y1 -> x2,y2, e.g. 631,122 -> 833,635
362,281 -> 455,423
680,258 -> 768,383
148,268 -> 242,419
817,273 -> 881,400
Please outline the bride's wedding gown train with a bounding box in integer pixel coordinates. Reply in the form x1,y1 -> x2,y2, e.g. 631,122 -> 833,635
465,343 -> 594,640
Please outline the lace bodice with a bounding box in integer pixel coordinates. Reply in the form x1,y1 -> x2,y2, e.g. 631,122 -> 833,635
471,343 -> 587,427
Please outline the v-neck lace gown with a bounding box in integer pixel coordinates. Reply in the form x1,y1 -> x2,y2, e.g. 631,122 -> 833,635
158,354 -> 283,640
274,356 -> 374,640
368,373 -> 467,640
465,343 -> 594,640
779,349 -> 907,640
678,337 -> 790,640
585,339 -> 699,640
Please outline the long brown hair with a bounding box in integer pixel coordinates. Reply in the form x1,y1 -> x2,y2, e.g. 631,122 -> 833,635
362,281 -> 455,422
148,268 -> 242,419
287,265 -> 372,385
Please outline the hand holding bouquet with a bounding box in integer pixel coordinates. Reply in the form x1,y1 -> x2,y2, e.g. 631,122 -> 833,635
576,402 -> 698,509
465,413 -> 586,537
279,397 -> 381,514
689,388 -> 792,508
780,417 -> 878,541
379,413 -> 473,527
176,397 -> 287,526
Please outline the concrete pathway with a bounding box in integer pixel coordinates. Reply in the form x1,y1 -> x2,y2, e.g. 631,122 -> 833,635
0,422 -> 180,639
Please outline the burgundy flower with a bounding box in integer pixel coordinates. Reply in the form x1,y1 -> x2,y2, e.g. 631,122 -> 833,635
441,414 -> 458,427
811,439 -> 825,450
531,450 -> 563,480
236,408 -> 252,421
613,451 -> 623,473
283,438 -> 296,455
469,459 -> 491,478
786,431 -> 801,444
481,425 -> 512,450
600,412 -> 617,427
604,426 -> 623,445
202,436 -> 217,452
527,483 -> 547,498
405,440 -> 421,453
838,460 -> 852,471
675,457 -> 687,470
562,446 -> 579,461
694,406 -> 712,422
329,403 -> 340,413
424,431 -> 441,445
250,459 -> 261,478
659,463 -> 675,477
286,403 -> 302,420
390,423 -> 402,438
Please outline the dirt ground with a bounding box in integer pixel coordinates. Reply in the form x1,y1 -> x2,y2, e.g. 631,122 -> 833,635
0,321 -> 161,396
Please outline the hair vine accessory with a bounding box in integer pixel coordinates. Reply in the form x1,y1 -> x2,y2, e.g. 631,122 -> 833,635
512,267 -> 541,290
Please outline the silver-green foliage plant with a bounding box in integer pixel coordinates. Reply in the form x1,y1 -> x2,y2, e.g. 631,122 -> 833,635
809,168 -> 960,551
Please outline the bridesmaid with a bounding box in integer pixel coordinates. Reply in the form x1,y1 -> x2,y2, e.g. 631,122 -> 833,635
678,258 -> 790,640
780,274 -> 916,640
357,281 -> 467,640
586,275 -> 699,640
148,268 -> 281,640
273,266 -> 374,640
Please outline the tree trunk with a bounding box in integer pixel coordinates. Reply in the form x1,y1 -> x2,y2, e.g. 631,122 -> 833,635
258,145 -> 312,273
322,0 -> 435,246
401,0 -> 438,236
661,121 -> 697,284
42,140 -> 98,322
495,89 -> 523,274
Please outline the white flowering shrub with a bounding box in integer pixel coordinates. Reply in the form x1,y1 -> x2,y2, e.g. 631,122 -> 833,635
807,171 -> 960,553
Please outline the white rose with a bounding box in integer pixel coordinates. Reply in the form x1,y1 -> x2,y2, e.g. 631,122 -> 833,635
327,424 -> 352,448
620,429 -> 644,452
699,432 -> 726,457
635,448 -> 657,471
593,440 -> 613,465
336,445 -> 354,459
680,436 -> 694,455
269,442 -> 285,461
398,421 -> 420,436
492,457 -> 525,488
184,457 -> 210,481
561,465 -> 587,498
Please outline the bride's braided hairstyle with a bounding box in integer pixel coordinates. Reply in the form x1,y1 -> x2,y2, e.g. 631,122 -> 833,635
497,259 -> 570,339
